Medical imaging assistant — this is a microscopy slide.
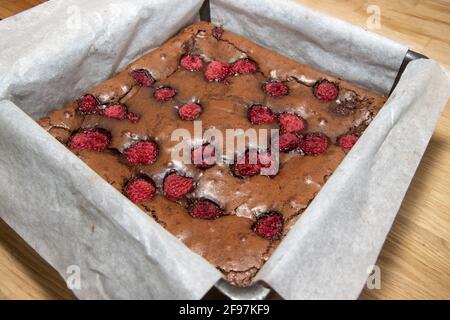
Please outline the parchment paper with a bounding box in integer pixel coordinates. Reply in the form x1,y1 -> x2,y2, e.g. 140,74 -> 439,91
0,0 -> 449,299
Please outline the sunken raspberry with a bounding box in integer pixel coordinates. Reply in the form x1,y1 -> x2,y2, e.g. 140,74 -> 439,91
67,128 -> 110,152
300,133 -> 328,156
247,105 -> 277,124
124,177 -> 156,204
338,134 -> 359,150
253,211 -> 283,240
154,86 -> 177,101
189,199 -> 223,220
163,172 -> 194,201
130,69 -> 154,87
279,113 -> 306,134
180,54 -> 204,71
178,102 -> 202,121
126,112 -> 140,123
313,80 -> 339,101
232,59 -> 257,75
258,151 -> 278,176
212,25 -> 224,40
231,152 -> 261,178
278,132 -> 301,152
263,81 -> 289,97
204,60 -> 232,82
77,94 -> 99,114
191,144 -> 216,169
124,140 -> 159,165
101,103 -> 127,120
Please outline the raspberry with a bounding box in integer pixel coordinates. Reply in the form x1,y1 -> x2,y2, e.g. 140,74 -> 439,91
130,69 -> 154,87
180,54 -> 204,71
178,102 -> 202,121
67,128 -> 110,152
124,177 -> 156,204
191,144 -> 216,169
212,25 -> 224,40
126,112 -> 140,123
232,59 -> 257,75
338,134 -> 359,150
247,105 -> 277,124
101,103 -> 127,120
204,60 -> 232,82
313,80 -> 339,101
300,133 -> 328,156
279,113 -> 306,134
258,151 -> 278,176
189,199 -> 223,220
263,81 -> 289,97
124,140 -> 159,165
163,172 -> 194,201
77,94 -> 99,114
231,152 -> 261,178
278,132 -> 301,152
154,86 -> 177,101
253,211 -> 283,240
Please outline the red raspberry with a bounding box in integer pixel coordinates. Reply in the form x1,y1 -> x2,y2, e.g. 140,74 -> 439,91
189,199 -> 223,220
67,128 -> 110,152
278,132 -> 301,152
247,105 -> 277,124
300,133 -> 328,156
279,113 -> 306,134
126,112 -> 140,123
232,152 -> 261,178
253,211 -> 283,240
204,60 -> 232,82
258,151 -> 278,176
313,80 -> 339,101
124,140 -> 159,165
101,103 -> 127,120
130,69 -> 154,87
163,172 -> 194,201
263,81 -> 289,97
180,54 -> 204,71
178,102 -> 202,121
77,94 -> 99,114
212,25 -> 224,40
124,177 -> 156,204
231,59 -> 257,75
191,144 -> 216,169
338,134 -> 359,150
154,86 -> 177,101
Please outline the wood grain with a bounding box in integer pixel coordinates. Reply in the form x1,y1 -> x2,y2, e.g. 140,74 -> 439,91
0,0 -> 449,300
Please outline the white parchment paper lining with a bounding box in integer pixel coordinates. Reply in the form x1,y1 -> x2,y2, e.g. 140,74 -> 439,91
0,0 -> 449,299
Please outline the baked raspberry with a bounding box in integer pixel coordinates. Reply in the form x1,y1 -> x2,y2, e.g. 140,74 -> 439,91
231,152 -> 261,178
212,25 -> 224,40
180,54 -> 204,71
278,132 -> 301,152
124,177 -> 156,204
124,140 -> 159,165
163,172 -> 194,201
247,105 -> 277,124
154,86 -> 177,101
178,102 -> 202,121
279,113 -> 306,134
101,103 -> 127,120
67,128 -> 110,152
77,94 -> 99,114
253,211 -> 283,240
300,133 -> 328,156
130,69 -> 154,87
263,81 -> 289,97
258,151 -> 278,176
126,112 -> 140,123
313,80 -> 339,101
191,144 -> 216,169
189,199 -> 223,220
204,60 -> 232,82
338,134 -> 359,150
232,59 -> 257,75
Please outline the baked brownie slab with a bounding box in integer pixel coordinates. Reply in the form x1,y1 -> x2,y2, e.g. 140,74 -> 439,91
38,22 -> 386,287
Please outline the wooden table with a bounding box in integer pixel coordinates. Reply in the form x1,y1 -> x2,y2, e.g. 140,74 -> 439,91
0,0 -> 449,300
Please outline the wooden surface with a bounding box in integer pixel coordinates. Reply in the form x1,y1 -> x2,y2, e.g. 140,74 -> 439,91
0,0 -> 449,300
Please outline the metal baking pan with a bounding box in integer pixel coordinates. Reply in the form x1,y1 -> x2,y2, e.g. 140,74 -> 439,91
198,0 -> 428,300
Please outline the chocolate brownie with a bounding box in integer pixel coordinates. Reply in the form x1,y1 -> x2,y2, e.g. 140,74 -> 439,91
37,22 -> 386,287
